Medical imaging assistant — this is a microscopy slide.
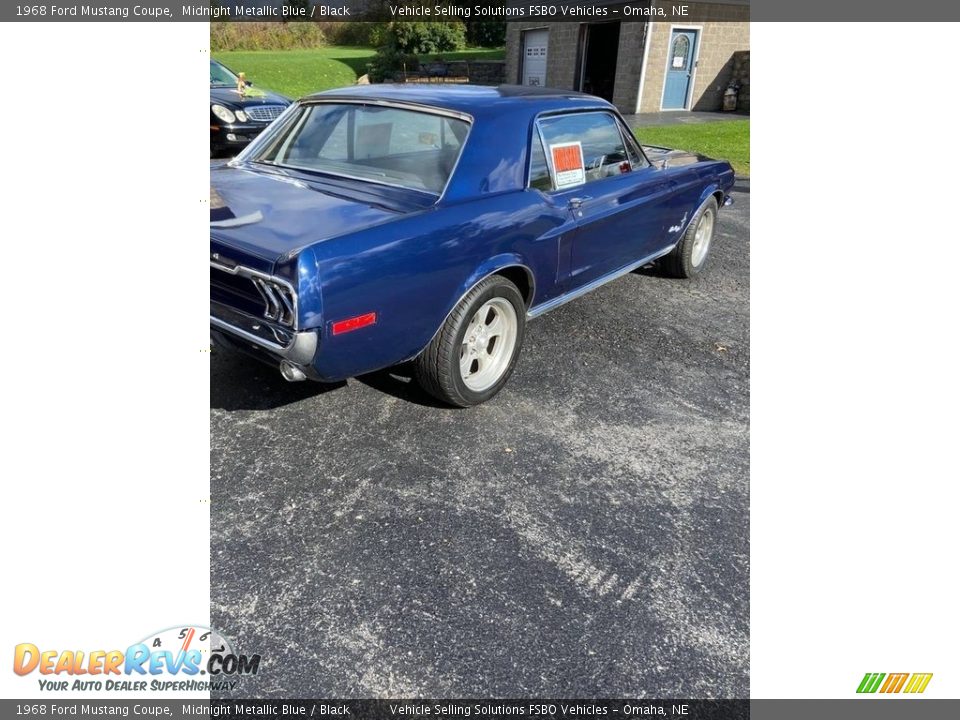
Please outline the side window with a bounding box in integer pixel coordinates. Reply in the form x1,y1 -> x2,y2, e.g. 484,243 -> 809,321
618,121 -> 649,170
528,132 -> 552,191
538,112 -> 634,188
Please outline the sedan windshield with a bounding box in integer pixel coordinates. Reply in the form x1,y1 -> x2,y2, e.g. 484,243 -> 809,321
210,61 -> 238,87
252,103 -> 470,195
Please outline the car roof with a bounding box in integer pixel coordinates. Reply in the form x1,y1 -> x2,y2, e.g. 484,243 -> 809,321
297,84 -> 620,203
303,83 -> 613,118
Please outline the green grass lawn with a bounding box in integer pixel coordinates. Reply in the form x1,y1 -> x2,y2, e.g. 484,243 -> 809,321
635,120 -> 750,177
214,47 -> 506,99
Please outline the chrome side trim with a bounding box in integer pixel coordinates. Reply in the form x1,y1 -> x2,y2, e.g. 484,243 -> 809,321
527,244 -> 677,320
210,259 -> 299,330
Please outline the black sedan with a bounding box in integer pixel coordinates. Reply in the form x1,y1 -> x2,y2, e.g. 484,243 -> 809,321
210,60 -> 290,158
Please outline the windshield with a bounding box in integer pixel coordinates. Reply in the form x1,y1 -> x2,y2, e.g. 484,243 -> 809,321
210,61 -> 238,87
252,103 -> 470,195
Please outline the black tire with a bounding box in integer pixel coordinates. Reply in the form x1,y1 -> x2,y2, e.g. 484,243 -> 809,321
415,275 -> 526,407
661,197 -> 719,278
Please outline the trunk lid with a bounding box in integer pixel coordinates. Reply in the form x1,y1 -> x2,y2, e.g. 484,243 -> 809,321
210,162 -> 432,272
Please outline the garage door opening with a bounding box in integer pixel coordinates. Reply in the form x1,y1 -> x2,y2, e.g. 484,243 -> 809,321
521,29 -> 549,87
578,22 -> 621,102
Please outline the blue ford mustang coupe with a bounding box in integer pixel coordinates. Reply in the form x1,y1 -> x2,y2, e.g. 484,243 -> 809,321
210,85 -> 734,406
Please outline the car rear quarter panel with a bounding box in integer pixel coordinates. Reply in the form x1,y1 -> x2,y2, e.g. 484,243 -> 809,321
298,192 -> 565,382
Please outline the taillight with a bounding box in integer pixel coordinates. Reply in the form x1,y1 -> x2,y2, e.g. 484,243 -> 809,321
331,312 -> 377,336
251,277 -> 296,327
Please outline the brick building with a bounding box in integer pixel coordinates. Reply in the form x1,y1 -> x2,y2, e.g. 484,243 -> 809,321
504,1 -> 749,114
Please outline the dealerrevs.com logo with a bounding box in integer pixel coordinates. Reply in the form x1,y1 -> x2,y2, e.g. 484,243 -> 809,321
13,625 -> 260,692
857,672 -> 933,694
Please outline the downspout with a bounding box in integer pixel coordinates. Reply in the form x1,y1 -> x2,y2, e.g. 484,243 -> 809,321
635,5 -> 655,114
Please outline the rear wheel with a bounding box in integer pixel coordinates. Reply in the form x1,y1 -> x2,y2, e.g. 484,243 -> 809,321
661,197 -> 718,278
415,275 -> 526,407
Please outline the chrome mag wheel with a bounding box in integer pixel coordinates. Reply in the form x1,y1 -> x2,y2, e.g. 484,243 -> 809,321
460,297 -> 518,392
691,206 -> 715,268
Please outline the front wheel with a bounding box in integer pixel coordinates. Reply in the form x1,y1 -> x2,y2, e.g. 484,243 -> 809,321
661,197 -> 718,278
415,275 -> 526,407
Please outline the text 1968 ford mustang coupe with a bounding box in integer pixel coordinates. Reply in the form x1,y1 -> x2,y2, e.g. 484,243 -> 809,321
210,85 -> 734,406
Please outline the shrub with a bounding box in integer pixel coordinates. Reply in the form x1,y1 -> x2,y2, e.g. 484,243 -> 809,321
210,21 -> 329,51
365,21 -> 466,83
388,22 -> 466,55
326,21 -> 392,48
464,21 -> 506,48
366,48 -> 419,83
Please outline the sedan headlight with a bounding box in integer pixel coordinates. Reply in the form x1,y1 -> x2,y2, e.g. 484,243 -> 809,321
211,104 -> 236,124
235,109 -> 248,122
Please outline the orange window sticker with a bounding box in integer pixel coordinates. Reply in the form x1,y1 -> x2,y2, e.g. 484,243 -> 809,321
550,141 -> 585,188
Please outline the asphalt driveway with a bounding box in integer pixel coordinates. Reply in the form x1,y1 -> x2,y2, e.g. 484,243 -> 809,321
210,179 -> 750,697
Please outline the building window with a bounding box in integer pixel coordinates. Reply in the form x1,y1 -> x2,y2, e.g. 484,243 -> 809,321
671,35 -> 690,70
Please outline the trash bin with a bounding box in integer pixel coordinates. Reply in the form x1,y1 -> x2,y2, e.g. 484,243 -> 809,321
723,85 -> 739,112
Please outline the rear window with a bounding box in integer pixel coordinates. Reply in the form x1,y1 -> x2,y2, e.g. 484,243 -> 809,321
253,103 -> 470,195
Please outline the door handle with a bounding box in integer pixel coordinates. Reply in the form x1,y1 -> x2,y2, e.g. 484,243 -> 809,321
568,196 -> 592,210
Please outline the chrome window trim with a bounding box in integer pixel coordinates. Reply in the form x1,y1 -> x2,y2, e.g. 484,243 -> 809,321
300,97 -> 473,125
529,108 -> 639,194
210,258 -> 299,331
614,115 -> 651,170
526,106 -> 611,192
525,120 -> 552,192
231,101 -> 299,166
531,119 -> 553,191
237,98 -> 474,202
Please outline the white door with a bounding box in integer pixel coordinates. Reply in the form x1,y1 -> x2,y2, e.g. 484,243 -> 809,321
522,29 -> 549,87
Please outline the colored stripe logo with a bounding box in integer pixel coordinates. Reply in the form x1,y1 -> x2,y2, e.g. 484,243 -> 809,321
857,672 -> 933,694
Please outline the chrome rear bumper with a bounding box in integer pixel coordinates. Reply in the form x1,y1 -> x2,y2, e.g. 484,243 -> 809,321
210,301 -> 318,365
